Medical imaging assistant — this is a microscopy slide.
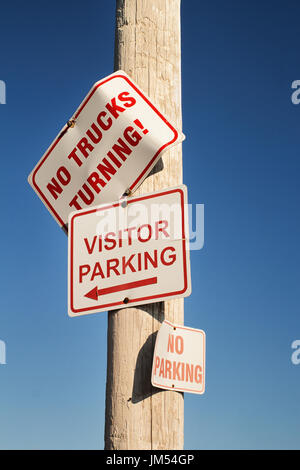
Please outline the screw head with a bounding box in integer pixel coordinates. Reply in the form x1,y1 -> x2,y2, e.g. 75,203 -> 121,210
67,119 -> 76,128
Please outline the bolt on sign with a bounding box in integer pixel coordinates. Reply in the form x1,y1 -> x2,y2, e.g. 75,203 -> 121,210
68,185 -> 191,317
28,70 -> 184,229
151,320 -> 206,395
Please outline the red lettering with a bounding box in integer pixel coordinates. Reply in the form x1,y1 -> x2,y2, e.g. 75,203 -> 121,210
123,126 -> 142,146
107,150 -> 122,168
144,250 -> 158,270
154,356 -> 160,375
105,97 -> 125,119
137,224 -> 152,242
68,148 -> 82,167
175,336 -> 184,355
159,358 -> 165,378
79,265 -> 90,283
86,123 -> 102,144
124,226 -> 136,245
107,258 -> 120,277
57,166 -> 71,185
186,364 -> 194,383
69,195 -> 82,210
161,246 -> 176,266
155,220 -> 170,239
84,236 -> 97,255
47,166 -> 71,200
78,183 -> 95,205
47,177 -> 63,200
173,361 -> 181,380
87,172 -> 103,194
118,91 -> 136,108
195,365 -> 202,384
77,137 -> 94,158
91,262 -> 105,281
112,138 -> 132,161
122,254 -> 136,274
104,233 -> 117,250
165,360 -> 172,379
97,111 -> 112,131
96,157 -> 117,182
167,334 -> 174,353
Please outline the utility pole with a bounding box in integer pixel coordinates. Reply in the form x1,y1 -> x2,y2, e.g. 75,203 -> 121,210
105,0 -> 184,450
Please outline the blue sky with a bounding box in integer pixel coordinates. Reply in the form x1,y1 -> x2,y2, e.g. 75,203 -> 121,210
0,0 -> 300,449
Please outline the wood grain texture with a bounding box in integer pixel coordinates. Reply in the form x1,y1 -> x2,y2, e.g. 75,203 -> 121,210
105,0 -> 184,450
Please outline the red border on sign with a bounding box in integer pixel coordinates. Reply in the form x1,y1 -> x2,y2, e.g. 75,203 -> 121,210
152,320 -> 206,394
69,187 -> 188,314
31,73 -> 179,227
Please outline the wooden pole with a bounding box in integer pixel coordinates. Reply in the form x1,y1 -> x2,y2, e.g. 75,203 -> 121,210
105,0 -> 184,450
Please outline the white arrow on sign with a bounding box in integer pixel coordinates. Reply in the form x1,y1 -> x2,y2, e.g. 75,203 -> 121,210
68,185 -> 191,316
28,70 -> 184,229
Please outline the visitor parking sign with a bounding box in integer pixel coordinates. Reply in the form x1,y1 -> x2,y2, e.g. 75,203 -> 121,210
68,185 -> 191,316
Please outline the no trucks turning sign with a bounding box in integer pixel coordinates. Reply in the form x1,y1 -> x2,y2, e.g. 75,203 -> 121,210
28,71 -> 184,229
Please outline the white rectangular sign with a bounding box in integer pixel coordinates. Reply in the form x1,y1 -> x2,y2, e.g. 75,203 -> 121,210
28,71 -> 184,229
68,185 -> 191,316
152,320 -> 206,394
